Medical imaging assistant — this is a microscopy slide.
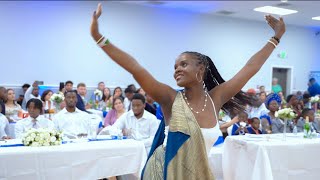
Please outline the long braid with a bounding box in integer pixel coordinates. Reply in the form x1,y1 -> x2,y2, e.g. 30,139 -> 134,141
183,51 -> 253,115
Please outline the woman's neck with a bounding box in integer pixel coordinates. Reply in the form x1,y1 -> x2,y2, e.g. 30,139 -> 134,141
6,100 -> 14,106
116,109 -> 125,114
184,85 -> 206,101
269,111 -> 275,116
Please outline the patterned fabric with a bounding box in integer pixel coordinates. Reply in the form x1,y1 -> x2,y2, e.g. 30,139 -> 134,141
142,92 -> 214,180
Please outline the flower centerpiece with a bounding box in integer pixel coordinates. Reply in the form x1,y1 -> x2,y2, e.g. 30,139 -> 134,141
22,128 -> 63,147
50,92 -> 65,111
94,89 -> 102,109
275,108 -> 297,140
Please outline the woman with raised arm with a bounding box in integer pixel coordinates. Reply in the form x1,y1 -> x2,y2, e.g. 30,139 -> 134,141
90,3 -> 285,180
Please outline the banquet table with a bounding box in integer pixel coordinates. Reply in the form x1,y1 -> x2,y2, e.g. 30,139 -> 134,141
208,144 -> 224,180
7,122 -> 16,139
0,138 -> 147,180
223,133 -> 320,180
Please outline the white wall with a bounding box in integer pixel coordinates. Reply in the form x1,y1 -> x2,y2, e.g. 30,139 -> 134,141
0,1 -> 319,92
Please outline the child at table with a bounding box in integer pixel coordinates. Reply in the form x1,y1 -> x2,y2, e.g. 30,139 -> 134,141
231,111 -> 249,135
297,108 -> 319,133
247,117 -> 262,134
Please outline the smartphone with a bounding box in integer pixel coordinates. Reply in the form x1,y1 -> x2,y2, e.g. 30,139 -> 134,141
59,82 -> 65,91
36,81 -> 44,85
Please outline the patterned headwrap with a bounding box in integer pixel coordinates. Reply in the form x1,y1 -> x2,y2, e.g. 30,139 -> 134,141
265,93 -> 282,108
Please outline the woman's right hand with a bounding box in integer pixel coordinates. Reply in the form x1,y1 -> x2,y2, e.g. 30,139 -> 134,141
90,3 -> 103,41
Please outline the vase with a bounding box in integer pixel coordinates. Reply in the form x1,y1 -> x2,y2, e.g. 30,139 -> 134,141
55,103 -> 61,113
283,119 -> 288,141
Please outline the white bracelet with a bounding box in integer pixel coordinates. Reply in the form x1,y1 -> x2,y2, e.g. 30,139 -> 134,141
98,38 -> 110,48
96,36 -> 104,44
268,40 -> 277,48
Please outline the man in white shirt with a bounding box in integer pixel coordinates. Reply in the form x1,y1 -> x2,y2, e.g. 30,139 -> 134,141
22,81 -> 41,110
101,93 -> 159,153
0,105 -> 10,139
53,90 -> 90,138
15,99 -> 54,139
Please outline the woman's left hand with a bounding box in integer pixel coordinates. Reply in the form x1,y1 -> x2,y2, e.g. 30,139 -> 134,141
265,15 -> 286,40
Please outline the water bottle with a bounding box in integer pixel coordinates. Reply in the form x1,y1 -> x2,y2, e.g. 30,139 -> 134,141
293,124 -> 297,135
304,116 -> 310,138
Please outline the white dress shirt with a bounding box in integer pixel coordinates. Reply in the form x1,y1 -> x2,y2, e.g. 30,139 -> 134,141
123,98 -> 131,112
52,108 -> 90,138
15,115 -> 55,139
111,110 -> 159,151
0,114 -> 9,138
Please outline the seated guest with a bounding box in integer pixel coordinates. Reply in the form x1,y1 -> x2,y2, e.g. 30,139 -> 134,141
104,97 -> 126,126
286,94 -> 302,121
136,88 -> 146,96
53,90 -> 90,138
127,84 -> 137,92
0,105 -> 10,139
63,81 -> 87,112
259,85 -> 266,93
145,93 -> 157,115
297,108 -> 319,133
124,87 -> 134,111
259,91 -> 267,103
231,111 -> 249,135
113,87 -> 124,100
23,81 -> 41,110
17,83 -> 30,106
15,99 -> 54,139
5,89 -> 22,121
99,87 -> 113,110
100,94 -> 159,152
0,87 -> 6,115
247,117 -> 262,134
278,91 -> 287,108
77,83 -> 91,109
64,80 -> 74,92
58,82 -> 66,94
308,78 -> 320,97
260,93 -> 282,134
41,90 -> 55,114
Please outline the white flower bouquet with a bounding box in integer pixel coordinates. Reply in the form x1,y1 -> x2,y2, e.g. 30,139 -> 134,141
310,95 -> 320,103
275,108 -> 297,120
22,128 -> 63,147
50,93 -> 65,104
94,89 -> 102,97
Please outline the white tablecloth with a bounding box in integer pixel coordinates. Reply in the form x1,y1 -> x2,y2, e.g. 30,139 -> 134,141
209,144 -> 224,180
0,139 -> 147,180
7,122 -> 16,139
223,133 -> 320,180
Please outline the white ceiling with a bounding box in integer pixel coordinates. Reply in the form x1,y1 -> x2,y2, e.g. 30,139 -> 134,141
122,1 -> 320,29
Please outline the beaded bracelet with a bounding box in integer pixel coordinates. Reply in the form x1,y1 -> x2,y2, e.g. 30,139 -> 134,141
268,39 -> 277,48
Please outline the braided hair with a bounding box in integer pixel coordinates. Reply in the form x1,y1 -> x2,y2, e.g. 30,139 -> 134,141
182,51 -> 253,115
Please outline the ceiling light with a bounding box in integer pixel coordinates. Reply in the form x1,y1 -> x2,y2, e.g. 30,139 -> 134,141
254,6 -> 298,16
312,16 -> 320,21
